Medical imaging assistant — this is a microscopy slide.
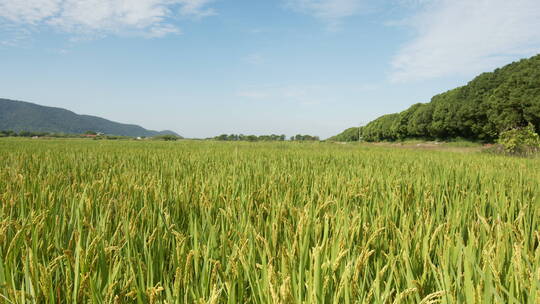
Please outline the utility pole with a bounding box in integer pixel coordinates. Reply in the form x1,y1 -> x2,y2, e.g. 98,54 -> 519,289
358,121 -> 365,142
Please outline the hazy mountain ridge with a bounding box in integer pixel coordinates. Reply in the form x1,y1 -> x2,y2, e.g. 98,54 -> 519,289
0,99 -> 180,137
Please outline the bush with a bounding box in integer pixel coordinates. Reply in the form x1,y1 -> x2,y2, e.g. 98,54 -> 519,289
154,134 -> 181,141
497,124 -> 540,155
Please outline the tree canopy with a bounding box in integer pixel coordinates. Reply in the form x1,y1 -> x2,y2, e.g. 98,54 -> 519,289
212,134 -> 320,142
290,134 -> 320,141
213,134 -> 286,142
333,54 -> 540,142
327,127 -> 362,142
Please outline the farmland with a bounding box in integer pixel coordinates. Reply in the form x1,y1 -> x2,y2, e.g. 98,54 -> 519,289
0,139 -> 539,303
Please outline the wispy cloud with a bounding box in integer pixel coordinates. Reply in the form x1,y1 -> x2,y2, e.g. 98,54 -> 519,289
391,0 -> 540,82
238,85 -> 325,105
284,0 -> 368,28
178,0 -> 215,17
0,0 -> 215,40
243,53 -> 264,65
0,23 -> 32,47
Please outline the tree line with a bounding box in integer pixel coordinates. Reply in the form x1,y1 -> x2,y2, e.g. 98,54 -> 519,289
0,130 -> 70,137
0,130 -> 166,140
1,130 -> 322,142
328,127 -> 361,142
332,54 -> 540,142
213,134 -> 320,141
213,134 -> 286,141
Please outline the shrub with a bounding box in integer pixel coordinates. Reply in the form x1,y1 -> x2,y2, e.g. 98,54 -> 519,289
154,134 -> 181,141
497,124 -> 540,155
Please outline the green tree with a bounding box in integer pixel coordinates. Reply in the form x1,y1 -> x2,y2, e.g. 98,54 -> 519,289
154,135 -> 181,141
497,124 -> 540,155
330,53 -> 540,142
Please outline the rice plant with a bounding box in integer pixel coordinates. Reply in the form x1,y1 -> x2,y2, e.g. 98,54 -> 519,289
0,139 -> 539,303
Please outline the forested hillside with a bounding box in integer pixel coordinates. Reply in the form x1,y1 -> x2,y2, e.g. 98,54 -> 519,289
0,99 -> 181,137
333,54 -> 540,142
328,127 -> 362,142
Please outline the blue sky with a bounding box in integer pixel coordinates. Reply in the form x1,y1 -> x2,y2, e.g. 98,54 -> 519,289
1,0 -> 540,138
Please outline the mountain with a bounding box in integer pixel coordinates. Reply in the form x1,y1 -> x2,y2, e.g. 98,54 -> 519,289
0,99 -> 181,137
331,54 -> 540,142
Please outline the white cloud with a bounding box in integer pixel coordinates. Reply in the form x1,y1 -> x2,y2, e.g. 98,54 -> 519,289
0,0 -> 214,38
391,0 -> 540,82
285,0 -> 368,27
145,24 -> 181,38
178,0 -> 215,17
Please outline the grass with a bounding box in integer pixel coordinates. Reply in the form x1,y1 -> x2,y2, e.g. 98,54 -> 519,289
0,138 -> 539,303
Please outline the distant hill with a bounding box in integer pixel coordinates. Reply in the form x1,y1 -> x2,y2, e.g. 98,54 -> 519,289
331,54 -> 540,142
0,98 -> 181,137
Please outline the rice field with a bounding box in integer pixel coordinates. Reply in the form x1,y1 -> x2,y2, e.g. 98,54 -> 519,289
0,138 -> 539,303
